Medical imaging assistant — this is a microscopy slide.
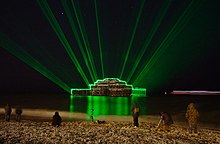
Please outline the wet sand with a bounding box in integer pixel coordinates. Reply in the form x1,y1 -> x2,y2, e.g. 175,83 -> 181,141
1,108 -> 219,129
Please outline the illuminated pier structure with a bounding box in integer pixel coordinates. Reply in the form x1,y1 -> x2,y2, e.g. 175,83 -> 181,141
71,78 -> 146,96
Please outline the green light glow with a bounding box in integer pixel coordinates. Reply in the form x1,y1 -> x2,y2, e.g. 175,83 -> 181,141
71,78 -> 146,96
37,0 -> 90,85
71,0 -> 98,81
61,0 -> 96,82
132,88 -> 147,96
1,0 -> 206,94
94,0 -> 104,79
70,95 -> 131,120
133,0 -> 204,86
126,0 -> 171,83
0,33 -> 70,93
114,97 -> 129,115
120,0 -> 145,80
69,95 -> 74,112
88,96 -> 108,117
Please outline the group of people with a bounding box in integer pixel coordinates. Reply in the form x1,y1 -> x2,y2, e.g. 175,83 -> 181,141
4,104 -> 22,122
132,102 -> 199,134
4,102 -> 199,133
53,102 -> 200,133
4,103 -> 62,127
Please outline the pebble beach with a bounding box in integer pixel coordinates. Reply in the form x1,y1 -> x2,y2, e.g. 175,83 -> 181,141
0,120 -> 220,144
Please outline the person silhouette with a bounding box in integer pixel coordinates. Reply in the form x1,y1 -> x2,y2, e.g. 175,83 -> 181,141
5,104 -> 12,122
156,112 -> 173,131
186,103 -> 199,133
52,112 -> 62,127
15,106 -> 23,122
132,103 -> 140,127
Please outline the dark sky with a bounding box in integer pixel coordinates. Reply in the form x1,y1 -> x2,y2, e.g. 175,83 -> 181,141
0,0 -> 220,94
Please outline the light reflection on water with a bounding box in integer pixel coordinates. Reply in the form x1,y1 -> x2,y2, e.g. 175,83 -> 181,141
2,94 -> 219,124
69,95 -> 148,116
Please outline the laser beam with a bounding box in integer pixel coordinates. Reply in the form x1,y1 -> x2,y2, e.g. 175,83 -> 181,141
37,0 -> 90,85
0,33 -> 71,93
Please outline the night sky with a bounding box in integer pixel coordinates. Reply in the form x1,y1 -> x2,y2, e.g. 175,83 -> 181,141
0,0 -> 220,94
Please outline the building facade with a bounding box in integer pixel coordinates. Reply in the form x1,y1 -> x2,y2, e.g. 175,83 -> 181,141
72,78 -> 132,96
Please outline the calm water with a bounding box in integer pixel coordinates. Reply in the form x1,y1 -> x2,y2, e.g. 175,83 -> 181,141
1,94 -> 220,118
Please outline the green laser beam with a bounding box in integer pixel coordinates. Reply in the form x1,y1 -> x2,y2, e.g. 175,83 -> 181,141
126,0 -> 171,83
119,0 -> 145,79
70,0 -> 98,81
0,33 -> 71,93
133,0 -> 205,86
61,0 -> 95,82
94,0 -> 104,79
133,1 -> 195,85
37,0 -> 90,85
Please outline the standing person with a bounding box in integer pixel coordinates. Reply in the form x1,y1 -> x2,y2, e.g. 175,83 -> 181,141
132,103 -> 140,127
156,112 -> 173,131
185,103 -> 199,134
4,104 -> 12,122
15,106 -> 23,122
52,112 -> 62,127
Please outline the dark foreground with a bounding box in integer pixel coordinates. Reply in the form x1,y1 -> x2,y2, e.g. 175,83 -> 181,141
0,121 -> 219,144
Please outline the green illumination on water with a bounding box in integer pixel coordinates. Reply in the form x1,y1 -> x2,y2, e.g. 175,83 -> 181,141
69,95 -> 74,112
132,88 -> 147,96
69,94 -> 149,120
114,97 -> 129,115
87,96 -> 108,117
70,95 -> 132,120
